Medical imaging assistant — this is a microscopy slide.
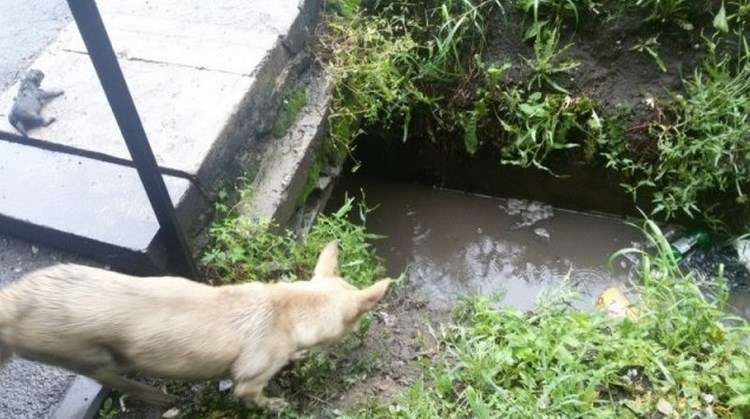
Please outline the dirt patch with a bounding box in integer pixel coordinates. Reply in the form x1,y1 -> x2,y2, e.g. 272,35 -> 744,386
327,289 -> 449,412
485,8 -> 706,109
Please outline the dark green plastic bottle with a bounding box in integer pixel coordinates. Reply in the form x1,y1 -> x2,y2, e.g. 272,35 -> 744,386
670,231 -> 710,262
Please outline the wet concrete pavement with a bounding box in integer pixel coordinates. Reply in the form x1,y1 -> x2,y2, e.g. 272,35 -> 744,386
0,1 -> 78,417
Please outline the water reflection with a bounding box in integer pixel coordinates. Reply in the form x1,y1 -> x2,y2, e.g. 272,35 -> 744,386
335,177 -> 644,311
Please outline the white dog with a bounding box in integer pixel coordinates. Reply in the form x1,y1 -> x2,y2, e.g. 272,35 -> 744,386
0,241 -> 391,410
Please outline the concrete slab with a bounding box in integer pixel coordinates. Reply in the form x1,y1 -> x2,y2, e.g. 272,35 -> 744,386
0,0 -> 308,176
0,140 -> 194,272
0,0 -> 322,271
49,376 -> 107,419
0,50 -> 252,174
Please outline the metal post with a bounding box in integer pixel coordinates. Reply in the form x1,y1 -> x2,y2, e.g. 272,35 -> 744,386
65,0 -> 198,278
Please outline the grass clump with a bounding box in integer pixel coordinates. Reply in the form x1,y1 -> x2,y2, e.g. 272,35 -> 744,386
322,0 -> 503,158
272,86 -> 308,138
605,49 -> 750,224
635,0 -> 696,27
523,24 -> 579,93
511,0 -> 598,24
498,89 -> 597,170
347,221 -> 750,418
322,14 -> 425,159
201,196 -> 384,287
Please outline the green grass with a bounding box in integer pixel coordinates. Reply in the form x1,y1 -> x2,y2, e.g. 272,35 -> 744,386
523,23 -> 579,93
604,48 -> 750,224
322,0 -> 503,158
296,155 -> 323,207
320,0 -> 750,230
322,14 -> 425,158
201,195 -> 385,288
511,0 -> 597,24
345,220 -> 750,418
272,86 -> 308,138
635,0 -> 695,26
498,88 -> 596,171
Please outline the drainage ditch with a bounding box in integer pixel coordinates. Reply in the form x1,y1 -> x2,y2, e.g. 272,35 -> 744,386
326,139 -> 750,318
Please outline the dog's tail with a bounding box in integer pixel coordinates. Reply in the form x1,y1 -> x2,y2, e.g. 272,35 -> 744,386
0,342 -> 10,367
0,289 -> 14,367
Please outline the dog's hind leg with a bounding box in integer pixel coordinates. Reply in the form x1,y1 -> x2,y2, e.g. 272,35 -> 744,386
0,342 -> 11,368
9,119 -> 28,137
91,370 -> 174,407
73,347 -> 174,407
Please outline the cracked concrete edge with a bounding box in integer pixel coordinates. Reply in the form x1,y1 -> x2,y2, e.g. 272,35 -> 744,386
49,376 -> 109,419
238,67 -> 331,226
194,0 -> 322,194
177,0 -> 322,251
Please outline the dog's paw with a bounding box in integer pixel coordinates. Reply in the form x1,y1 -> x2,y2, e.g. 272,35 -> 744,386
291,349 -> 309,361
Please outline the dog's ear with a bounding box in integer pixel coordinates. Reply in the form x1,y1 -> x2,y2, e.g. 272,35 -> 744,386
356,278 -> 392,314
313,241 -> 339,278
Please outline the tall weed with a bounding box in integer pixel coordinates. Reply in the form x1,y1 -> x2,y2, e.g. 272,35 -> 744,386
605,49 -> 750,223
201,197 -> 385,287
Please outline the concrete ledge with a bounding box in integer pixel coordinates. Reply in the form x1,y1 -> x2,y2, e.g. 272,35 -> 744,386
0,141 -> 194,274
50,376 -> 108,419
240,68 -> 331,226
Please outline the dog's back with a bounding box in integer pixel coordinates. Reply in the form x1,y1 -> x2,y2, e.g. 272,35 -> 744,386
0,243 -> 391,409
0,264 -> 271,380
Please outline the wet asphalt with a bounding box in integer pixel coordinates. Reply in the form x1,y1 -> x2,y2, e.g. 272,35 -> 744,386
0,0 -> 71,91
0,237 -> 87,419
0,1 -> 78,417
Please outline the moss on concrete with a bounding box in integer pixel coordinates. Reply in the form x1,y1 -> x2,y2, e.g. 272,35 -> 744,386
272,86 -> 308,139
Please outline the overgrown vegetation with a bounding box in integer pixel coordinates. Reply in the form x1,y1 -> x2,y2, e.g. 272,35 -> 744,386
605,47 -> 750,224
321,0 -> 750,231
202,194 -> 384,288
347,221 -> 750,417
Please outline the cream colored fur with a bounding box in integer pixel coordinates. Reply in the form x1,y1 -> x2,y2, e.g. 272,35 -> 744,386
0,241 -> 391,410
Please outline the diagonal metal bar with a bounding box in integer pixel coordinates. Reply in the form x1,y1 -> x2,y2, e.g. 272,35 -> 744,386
65,0 -> 198,278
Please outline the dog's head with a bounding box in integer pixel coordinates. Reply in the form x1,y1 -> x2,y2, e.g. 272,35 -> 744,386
290,241 -> 391,348
24,69 -> 44,87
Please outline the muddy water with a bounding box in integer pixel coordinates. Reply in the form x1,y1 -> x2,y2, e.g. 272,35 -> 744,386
334,176 -> 645,311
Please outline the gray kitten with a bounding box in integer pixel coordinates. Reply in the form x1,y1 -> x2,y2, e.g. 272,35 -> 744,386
8,69 -> 64,137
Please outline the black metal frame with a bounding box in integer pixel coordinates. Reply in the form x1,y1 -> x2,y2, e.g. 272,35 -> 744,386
65,0 -> 197,278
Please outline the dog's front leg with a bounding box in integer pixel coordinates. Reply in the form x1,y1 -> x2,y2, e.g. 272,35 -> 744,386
41,89 -> 64,101
232,350 -> 292,412
234,380 -> 289,412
